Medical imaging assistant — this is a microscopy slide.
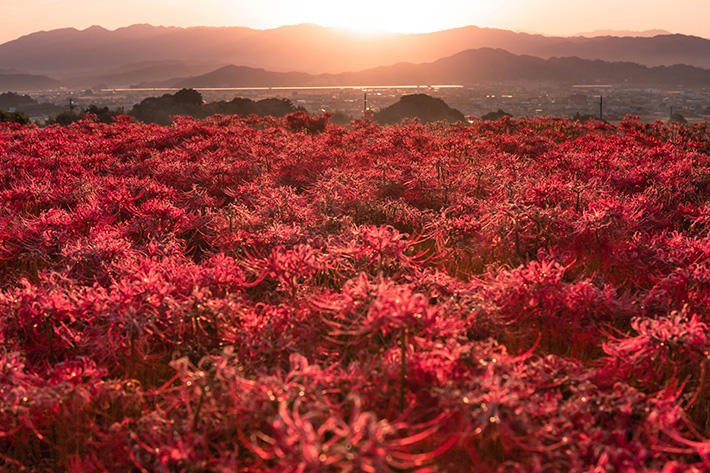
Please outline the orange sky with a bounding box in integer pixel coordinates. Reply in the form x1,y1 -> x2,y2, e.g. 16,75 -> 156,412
1,0 -> 708,44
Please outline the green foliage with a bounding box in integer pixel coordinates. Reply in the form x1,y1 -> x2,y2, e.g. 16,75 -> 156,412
0,109 -> 30,124
481,109 -> 513,121
130,88 -> 205,125
669,112 -> 688,125
131,89 -> 304,125
0,91 -> 37,110
49,105 -> 124,126
374,94 -> 465,125
329,110 -> 353,125
203,97 -> 304,118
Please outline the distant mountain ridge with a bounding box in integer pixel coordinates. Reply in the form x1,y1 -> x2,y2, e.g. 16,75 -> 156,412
573,29 -> 672,38
173,66 -> 314,89
0,73 -> 62,91
1,23 -> 709,88
62,61 -> 222,88
171,48 -> 710,89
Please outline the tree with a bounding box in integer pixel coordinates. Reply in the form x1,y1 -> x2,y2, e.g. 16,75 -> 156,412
0,109 -> 30,124
0,92 -> 37,111
173,88 -> 203,107
481,109 -> 513,121
130,89 -> 205,125
49,105 -> 124,126
203,97 -> 303,118
668,112 -> 688,125
373,94 -> 465,125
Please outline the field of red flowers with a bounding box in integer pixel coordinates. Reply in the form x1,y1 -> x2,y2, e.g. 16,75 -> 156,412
0,111 -> 709,472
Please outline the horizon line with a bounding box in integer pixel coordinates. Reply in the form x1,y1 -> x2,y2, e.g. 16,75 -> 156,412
3,22 -> 704,45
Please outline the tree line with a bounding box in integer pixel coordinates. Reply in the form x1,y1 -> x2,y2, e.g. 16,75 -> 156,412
0,89 -> 306,126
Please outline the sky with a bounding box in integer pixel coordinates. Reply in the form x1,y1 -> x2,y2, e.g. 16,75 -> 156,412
1,0 -> 709,44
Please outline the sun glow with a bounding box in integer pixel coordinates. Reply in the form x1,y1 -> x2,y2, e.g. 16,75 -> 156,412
271,0 -> 491,35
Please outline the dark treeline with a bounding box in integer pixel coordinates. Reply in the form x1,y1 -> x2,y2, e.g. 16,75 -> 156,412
1,88 -> 505,127
129,89 -> 306,125
0,89 -> 307,126
0,109 -> 30,124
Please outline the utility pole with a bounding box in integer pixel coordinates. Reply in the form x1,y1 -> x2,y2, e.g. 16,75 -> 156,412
363,91 -> 367,117
69,98 -> 76,120
599,95 -> 603,121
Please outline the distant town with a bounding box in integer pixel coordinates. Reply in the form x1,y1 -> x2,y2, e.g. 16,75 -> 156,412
3,24 -> 710,126
3,82 -> 709,125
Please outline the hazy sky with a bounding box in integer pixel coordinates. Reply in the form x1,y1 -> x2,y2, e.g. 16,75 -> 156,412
1,0 -> 708,43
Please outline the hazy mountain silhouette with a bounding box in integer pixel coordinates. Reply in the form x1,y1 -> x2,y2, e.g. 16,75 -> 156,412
61,61 -> 222,88
0,92 -> 38,110
174,65 -> 314,88
172,48 -> 710,88
0,73 -> 62,91
525,35 -> 710,69
1,23 -> 709,87
573,29 -> 672,38
426,49 -> 710,85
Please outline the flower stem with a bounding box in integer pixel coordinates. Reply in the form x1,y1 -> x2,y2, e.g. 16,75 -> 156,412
400,327 -> 407,412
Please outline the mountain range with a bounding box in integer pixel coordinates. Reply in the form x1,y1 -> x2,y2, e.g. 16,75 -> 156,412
158,49 -> 710,89
1,23 -> 709,90
573,29 -> 672,38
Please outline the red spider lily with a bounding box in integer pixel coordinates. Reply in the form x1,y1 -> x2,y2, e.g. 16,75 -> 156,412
602,307 -> 710,396
1,113 -> 709,471
266,244 -> 320,292
244,392 -> 457,473
285,111 -> 331,135
316,274 -> 438,341
474,257 -> 630,357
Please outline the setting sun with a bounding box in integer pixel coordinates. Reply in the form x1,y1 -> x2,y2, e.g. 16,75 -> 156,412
1,0 -> 709,44
301,0 -> 479,34
216,0 -> 503,35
